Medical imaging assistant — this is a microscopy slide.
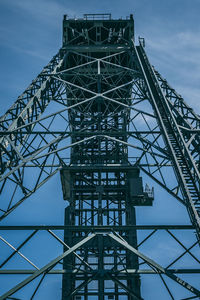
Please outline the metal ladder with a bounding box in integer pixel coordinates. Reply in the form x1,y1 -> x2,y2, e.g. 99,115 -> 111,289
135,44 -> 200,237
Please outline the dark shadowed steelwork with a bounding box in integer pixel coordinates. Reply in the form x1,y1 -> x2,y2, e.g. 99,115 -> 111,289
0,13 -> 200,300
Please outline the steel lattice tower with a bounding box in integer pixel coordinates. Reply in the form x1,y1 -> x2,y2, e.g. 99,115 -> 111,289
0,13 -> 200,300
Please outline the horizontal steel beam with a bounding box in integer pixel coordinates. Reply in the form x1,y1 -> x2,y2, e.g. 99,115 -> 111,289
63,45 -> 130,52
0,225 -> 194,230
0,269 -> 199,274
0,130 -> 161,135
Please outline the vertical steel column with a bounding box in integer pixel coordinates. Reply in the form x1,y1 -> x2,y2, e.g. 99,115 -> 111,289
59,14 -> 144,300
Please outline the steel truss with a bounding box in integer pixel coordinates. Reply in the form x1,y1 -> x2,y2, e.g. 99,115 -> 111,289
0,226 -> 200,299
0,13 -> 200,300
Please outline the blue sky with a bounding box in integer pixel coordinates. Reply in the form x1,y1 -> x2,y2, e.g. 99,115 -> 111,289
0,0 -> 200,299
0,0 -> 200,114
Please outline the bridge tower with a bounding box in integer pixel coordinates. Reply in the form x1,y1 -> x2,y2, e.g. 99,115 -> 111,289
0,13 -> 200,300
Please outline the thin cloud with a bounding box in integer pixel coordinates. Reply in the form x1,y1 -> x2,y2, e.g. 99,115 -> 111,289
145,30 -> 200,112
13,45 -> 49,61
0,0 -> 77,62
2,0 -> 77,24
147,31 -> 200,63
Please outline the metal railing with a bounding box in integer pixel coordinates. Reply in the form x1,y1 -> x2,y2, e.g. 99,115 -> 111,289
84,14 -> 112,20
